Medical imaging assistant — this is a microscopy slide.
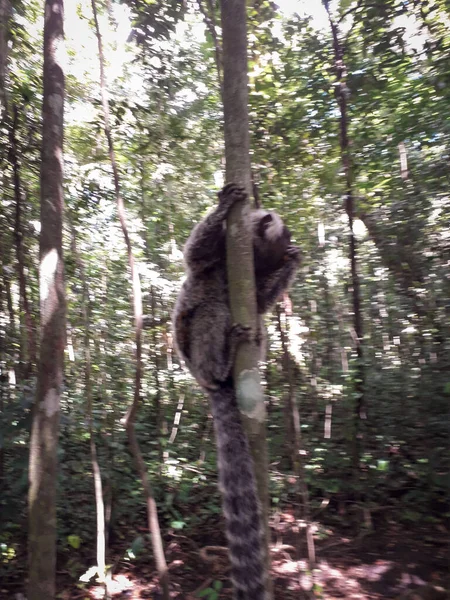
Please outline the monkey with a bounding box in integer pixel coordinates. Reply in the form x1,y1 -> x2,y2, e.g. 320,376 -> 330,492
172,183 -> 300,600
175,184 -> 300,380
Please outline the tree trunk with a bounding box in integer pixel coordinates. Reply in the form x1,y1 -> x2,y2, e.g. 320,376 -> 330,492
70,223 -> 107,586
197,0 -> 222,95
276,306 -> 315,567
220,0 -> 272,596
0,277 -> 6,486
10,104 -> 36,376
139,170 -> 165,469
150,288 -> 164,469
90,2 -> 169,597
324,0 -> 365,470
28,0 -> 65,597
0,0 -> 11,116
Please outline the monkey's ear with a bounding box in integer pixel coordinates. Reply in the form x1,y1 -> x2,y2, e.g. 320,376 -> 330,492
256,213 -> 273,237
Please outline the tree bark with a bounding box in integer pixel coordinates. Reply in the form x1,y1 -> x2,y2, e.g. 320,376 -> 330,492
324,0 -> 365,470
0,0 -> 11,117
220,0 -> 272,596
90,2 -> 169,597
139,168 -> 164,469
10,104 -> 36,375
70,223 -> 107,585
150,288 -> 164,469
28,0 -> 65,597
276,306 -> 315,567
0,275 -> 6,486
197,0 -> 222,95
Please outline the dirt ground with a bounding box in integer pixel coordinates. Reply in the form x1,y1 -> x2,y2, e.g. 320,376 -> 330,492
2,511 -> 448,599
80,516 -> 449,600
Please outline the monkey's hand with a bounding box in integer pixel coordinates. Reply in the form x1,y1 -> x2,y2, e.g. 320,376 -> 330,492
230,323 -> 252,346
217,183 -> 248,216
285,245 -> 301,264
257,245 -> 301,313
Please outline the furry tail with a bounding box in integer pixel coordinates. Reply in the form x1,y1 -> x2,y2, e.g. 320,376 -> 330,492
209,385 -> 267,600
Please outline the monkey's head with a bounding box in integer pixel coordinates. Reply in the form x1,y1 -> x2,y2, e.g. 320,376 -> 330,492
250,209 -> 294,275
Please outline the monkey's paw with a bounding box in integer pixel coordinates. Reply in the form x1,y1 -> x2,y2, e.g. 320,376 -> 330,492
218,183 -> 248,211
230,323 -> 252,345
285,245 -> 301,263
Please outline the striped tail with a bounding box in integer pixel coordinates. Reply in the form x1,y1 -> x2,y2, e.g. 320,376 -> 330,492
209,385 -> 267,600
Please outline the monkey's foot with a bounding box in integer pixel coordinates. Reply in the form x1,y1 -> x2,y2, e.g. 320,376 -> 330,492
230,323 -> 252,346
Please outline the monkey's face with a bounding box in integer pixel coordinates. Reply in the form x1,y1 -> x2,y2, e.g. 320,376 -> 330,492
253,211 -> 293,274
255,213 -> 291,245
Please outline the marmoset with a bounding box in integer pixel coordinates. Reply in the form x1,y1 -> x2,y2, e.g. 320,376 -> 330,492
173,183 -> 300,600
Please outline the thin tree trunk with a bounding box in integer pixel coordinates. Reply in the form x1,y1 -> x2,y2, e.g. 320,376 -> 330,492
90,2 -> 169,597
0,0 -> 19,387
138,169 -> 164,468
0,277 -> 6,486
10,104 -> 36,375
28,0 -> 65,596
1,241 -> 19,381
276,306 -> 315,567
197,0 -> 223,95
324,1 -> 365,470
307,298 -> 320,426
150,288 -> 164,469
96,271 -> 115,552
398,142 -> 408,179
0,0 -> 11,118
70,224 -> 107,589
220,0 -> 272,597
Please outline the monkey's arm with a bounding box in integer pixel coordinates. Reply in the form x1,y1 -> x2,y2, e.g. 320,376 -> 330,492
256,246 -> 300,313
183,211 -> 225,272
184,184 -> 247,274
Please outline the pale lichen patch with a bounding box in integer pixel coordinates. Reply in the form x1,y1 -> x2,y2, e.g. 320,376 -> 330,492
236,368 -> 265,421
43,388 -> 59,417
40,249 -> 59,303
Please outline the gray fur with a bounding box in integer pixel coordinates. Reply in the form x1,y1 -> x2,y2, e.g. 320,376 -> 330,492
173,183 -> 300,599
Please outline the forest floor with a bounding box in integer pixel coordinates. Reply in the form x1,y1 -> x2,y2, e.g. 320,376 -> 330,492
77,514 -> 449,600
2,510 -> 448,599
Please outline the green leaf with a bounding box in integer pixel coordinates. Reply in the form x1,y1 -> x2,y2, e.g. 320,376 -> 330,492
67,535 -> 81,549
